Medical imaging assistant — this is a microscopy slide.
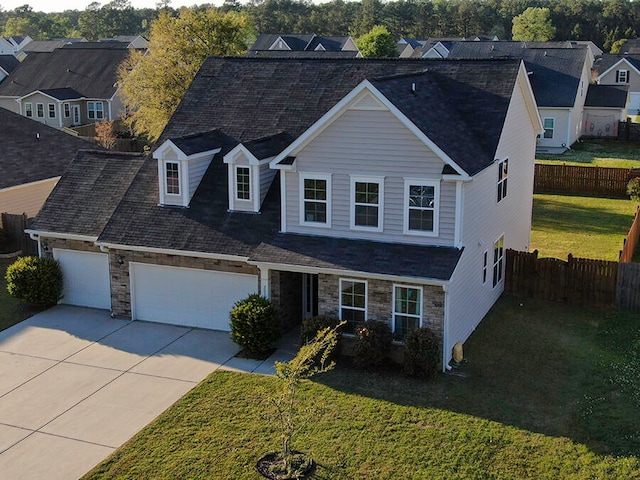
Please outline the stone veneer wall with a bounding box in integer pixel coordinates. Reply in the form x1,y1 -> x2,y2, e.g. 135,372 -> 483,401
108,249 -> 258,318
317,273 -> 445,342
270,270 -> 303,331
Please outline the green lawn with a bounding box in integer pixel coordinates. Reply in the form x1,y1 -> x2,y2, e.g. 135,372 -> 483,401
530,194 -> 639,261
536,139 -> 640,169
0,258 -> 43,331
83,297 -> 640,479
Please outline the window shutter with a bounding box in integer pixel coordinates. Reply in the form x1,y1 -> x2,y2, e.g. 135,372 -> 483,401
616,70 -> 620,82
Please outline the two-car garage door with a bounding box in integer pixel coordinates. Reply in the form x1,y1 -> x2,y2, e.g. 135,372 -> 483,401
130,263 -> 258,331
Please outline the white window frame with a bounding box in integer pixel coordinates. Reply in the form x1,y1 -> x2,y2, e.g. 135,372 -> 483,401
492,235 -> 505,288
87,101 -> 104,120
235,165 -> 251,201
339,278 -> 367,334
36,103 -> 44,118
48,103 -> 56,118
164,161 -> 181,196
63,103 -> 70,118
618,69 -> 629,83
543,117 -> 555,139
392,284 -> 423,340
25,102 -> 32,118
350,175 -> 384,232
299,173 -> 331,227
403,179 -> 440,236
482,250 -> 488,285
497,159 -> 508,203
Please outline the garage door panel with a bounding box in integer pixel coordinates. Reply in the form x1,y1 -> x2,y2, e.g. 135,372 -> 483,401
131,263 -> 258,330
53,249 -> 111,310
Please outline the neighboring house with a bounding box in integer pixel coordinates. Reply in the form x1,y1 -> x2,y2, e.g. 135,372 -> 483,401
0,55 -> 20,82
28,57 -> 542,369
0,36 -> 32,58
617,38 -> 640,55
583,84 -> 629,137
445,42 -> 592,152
98,35 -> 149,49
595,54 -> 640,116
413,36 -> 500,59
18,38 -> 87,55
0,44 -> 137,128
0,107 -> 99,222
248,34 -> 362,57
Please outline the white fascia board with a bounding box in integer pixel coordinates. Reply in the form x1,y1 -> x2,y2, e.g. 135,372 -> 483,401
223,143 -> 259,165
95,241 -> 250,262
597,58 -> 640,82
271,80 -> 470,179
24,230 -> 98,242
153,139 -> 220,161
247,260 -> 451,287
517,61 -> 544,135
269,36 -> 291,51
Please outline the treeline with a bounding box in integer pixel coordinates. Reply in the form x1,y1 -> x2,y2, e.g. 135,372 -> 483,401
1,0 -> 639,51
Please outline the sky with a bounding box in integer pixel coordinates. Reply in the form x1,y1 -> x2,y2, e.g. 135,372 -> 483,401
1,0 -> 224,13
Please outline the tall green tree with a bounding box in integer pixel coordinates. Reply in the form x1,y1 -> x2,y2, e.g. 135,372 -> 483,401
512,6 -> 556,42
117,8 -> 253,141
356,24 -> 396,57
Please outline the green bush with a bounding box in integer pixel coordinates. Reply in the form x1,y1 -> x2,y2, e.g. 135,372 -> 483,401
627,177 -> 640,201
353,320 -> 392,369
300,315 -> 341,344
230,294 -> 280,358
403,327 -> 440,379
5,256 -> 63,307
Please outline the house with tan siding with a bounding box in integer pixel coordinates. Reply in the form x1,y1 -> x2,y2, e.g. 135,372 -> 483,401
27,57 -> 542,369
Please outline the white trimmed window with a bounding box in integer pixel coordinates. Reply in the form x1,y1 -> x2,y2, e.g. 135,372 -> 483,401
403,180 -> 439,236
339,279 -> 367,334
88,101 -> 104,120
63,103 -> 70,118
492,235 -> 505,288
543,118 -> 554,139
300,174 -> 331,226
351,176 -> 383,231
236,166 -> 251,201
497,159 -> 508,203
25,102 -> 32,118
36,103 -> 44,118
482,250 -> 488,285
617,69 -> 629,83
48,103 -> 55,118
393,285 -> 422,340
165,161 -> 180,195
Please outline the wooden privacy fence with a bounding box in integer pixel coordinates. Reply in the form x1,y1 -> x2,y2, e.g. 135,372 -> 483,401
619,206 -> 640,263
617,262 -> 640,310
505,249 -> 618,308
618,120 -> 640,141
0,213 -> 38,255
534,164 -> 636,198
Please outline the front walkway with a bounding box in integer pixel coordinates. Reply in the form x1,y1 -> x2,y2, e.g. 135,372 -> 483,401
0,305 -> 298,479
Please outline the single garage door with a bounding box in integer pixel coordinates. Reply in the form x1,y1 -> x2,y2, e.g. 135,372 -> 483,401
130,263 -> 258,330
53,249 -> 111,309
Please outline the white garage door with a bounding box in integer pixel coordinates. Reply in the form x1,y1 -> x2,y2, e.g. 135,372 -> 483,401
130,263 -> 258,330
630,93 -> 640,114
53,249 -> 111,309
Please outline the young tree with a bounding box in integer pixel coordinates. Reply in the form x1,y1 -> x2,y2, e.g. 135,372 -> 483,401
355,24 -> 396,58
95,119 -> 117,149
117,8 -> 253,141
512,7 -> 556,42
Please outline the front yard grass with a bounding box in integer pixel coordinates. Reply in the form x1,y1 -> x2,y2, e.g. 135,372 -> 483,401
530,193 -> 638,261
0,258 -> 43,331
537,138 -> 640,169
84,296 -> 640,479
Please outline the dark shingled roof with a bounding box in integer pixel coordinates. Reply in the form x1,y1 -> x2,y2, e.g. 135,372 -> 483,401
30,150 -> 145,237
20,38 -> 86,53
585,84 -> 629,108
446,42 -> 588,107
0,108 -> 99,190
595,54 -> 640,78
244,132 -> 294,159
61,41 -> 130,50
0,54 -> 19,75
250,34 -> 315,51
169,129 -> 236,156
246,50 -> 361,59
0,47 -> 133,99
38,87 -> 83,100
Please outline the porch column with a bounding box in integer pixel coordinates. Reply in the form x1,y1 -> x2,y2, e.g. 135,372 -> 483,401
259,267 -> 271,299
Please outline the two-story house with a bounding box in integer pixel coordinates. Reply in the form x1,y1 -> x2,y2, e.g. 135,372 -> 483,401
0,43 -> 138,128
27,57 -> 542,369
248,34 -> 362,58
595,54 -> 640,118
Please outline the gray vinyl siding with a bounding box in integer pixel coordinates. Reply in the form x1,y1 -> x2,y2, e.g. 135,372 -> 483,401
285,107 -> 455,246
260,163 -> 276,205
187,156 -> 211,202
599,62 -> 640,93
0,97 -> 19,113
445,74 -> 537,366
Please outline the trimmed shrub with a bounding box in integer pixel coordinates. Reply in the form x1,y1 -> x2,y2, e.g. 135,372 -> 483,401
300,315 -> 341,344
353,320 -> 392,369
230,294 -> 280,358
5,256 -> 63,307
403,327 -> 440,379
628,177 -> 640,201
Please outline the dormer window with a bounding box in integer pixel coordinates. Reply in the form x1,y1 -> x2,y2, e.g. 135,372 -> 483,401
165,162 -> 180,195
236,166 -> 251,200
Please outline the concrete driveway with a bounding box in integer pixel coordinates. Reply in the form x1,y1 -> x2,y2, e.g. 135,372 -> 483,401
0,305 -> 256,480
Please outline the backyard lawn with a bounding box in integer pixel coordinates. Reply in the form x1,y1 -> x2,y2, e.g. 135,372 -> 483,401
537,139 -> 640,169
0,258 -> 43,332
84,296 -> 640,479
530,193 -> 638,261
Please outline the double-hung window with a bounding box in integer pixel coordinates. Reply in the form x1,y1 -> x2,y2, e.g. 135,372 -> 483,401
36,103 -> 44,118
617,69 -> 629,83
88,101 -> 104,120
482,251 -> 488,285
300,174 -> 331,226
165,162 -> 180,195
393,285 -> 422,340
25,103 -> 32,118
497,159 -> 508,203
63,103 -> 70,118
492,235 -> 505,288
543,118 -> 554,139
48,104 -> 56,118
339,279 -> 367,334
351,176 -> 383,231
236,166 -> 251,200
404,180 -> 439,235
